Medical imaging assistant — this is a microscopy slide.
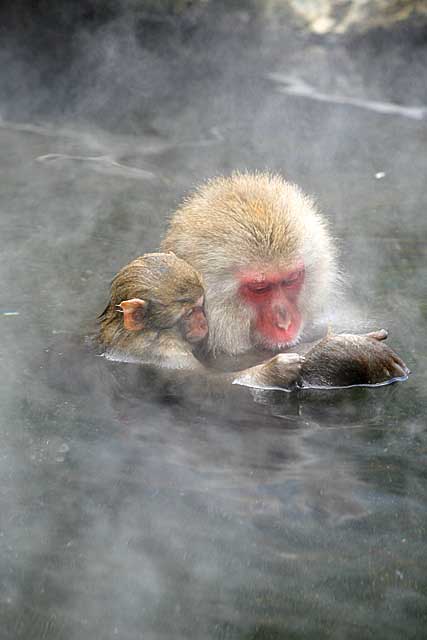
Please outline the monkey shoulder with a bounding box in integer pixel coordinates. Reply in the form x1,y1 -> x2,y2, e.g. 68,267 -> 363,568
155,332 -> 203,370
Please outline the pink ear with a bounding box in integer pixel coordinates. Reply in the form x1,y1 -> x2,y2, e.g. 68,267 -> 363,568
118,298 -> 146,331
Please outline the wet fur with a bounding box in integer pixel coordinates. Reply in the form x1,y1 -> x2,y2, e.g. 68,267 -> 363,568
162,172 -> 338,356
300,333 -> 409,387
99,253 -> 205,367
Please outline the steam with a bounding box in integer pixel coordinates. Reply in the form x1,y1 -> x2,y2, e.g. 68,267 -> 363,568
36,153 -> 156,180
0,3 -> 426,639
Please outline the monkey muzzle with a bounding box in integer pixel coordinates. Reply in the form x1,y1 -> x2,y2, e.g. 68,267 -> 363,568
274,306 -> 292,332
253,300 -> 302,349
180,306 -> 209,344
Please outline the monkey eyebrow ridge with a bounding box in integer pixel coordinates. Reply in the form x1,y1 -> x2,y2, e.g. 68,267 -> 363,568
175,296 -> 201,304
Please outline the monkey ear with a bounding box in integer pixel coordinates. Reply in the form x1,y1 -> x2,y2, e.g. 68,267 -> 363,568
118,298 -> 147,331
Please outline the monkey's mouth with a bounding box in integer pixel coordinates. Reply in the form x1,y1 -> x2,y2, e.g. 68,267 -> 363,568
276,314 -> 292,332
180,319 -> 209,344
185,330 -> 208,344
254,311 -> 303,349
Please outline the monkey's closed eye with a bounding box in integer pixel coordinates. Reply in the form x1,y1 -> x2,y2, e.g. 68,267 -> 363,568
147,298 -> 167,308
246,283 -> 273,295
281,270 -> 304,287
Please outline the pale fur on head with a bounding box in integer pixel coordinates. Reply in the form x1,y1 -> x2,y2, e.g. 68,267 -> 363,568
161,171 -> 339,356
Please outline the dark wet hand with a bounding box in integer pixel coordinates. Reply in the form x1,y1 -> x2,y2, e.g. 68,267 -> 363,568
300,329 -> 410,388
355,329 -> 411,382
265,353 -> 305,387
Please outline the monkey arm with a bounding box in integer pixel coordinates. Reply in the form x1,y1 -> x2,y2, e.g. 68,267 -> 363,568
138,349 -> 304,392
105,333 -> 303,392
208,329 -> 409,391
231,353 -> 303,390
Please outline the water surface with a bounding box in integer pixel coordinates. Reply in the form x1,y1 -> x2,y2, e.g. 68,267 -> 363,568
0,16 -> 426,640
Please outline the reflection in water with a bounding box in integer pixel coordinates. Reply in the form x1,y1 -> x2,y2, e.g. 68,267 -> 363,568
1,332 -> 424,639
0,13 -> 426,640
268,73 -> 427,120
301,374 -> 409,390
236,375 -> 409,393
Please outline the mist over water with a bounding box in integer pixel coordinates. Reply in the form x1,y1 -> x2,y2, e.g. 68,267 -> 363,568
1,3 -> 426,639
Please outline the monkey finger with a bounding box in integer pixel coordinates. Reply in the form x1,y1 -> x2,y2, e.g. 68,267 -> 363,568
274,353 -> 305,365
391,356 -> 411,376
270,353 -> 305,386
380,344 -> 411,376
389,363 -> 409,378
378,351 -> 410,379
366,329 -> 388,341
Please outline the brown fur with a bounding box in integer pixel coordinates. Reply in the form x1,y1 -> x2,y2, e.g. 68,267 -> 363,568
98,254 -> 409,389
97,172 -> 410,389
99,253 -> 205,367
162,172 -> 338,355
98,252 -> 306,386
299,331 -> 410,388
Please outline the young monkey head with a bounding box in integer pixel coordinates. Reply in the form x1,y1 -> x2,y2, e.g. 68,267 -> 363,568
99,253 -> 208,361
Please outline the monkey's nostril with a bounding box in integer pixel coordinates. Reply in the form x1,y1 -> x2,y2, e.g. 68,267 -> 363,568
276,319 -> 291,331
275,308 -> 291,331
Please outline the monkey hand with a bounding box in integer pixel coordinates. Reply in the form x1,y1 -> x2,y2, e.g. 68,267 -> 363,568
300,329 -> 411,388
232,353 -> 304,390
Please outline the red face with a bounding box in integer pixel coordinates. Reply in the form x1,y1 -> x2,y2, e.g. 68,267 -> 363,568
238,263 -> 305,349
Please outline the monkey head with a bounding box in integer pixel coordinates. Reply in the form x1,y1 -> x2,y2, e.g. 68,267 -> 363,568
162,173 -> 338,355
99,253 -> 208,353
